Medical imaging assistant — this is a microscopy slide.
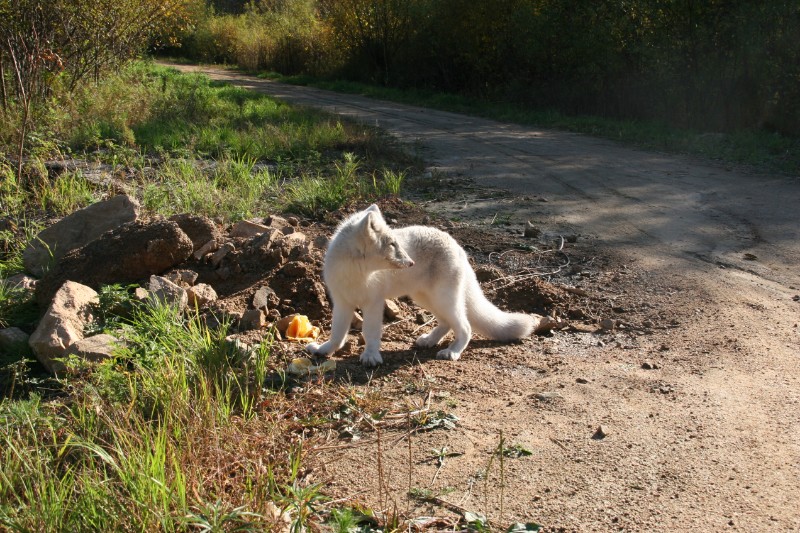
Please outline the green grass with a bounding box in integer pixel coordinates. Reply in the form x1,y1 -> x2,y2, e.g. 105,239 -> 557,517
0,62 -> 414,223
0,299 -> 329,530
263,72 -> 800,176
0,60 -> 421,531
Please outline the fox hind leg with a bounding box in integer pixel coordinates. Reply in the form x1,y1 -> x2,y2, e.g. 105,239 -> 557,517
423,290 -> 472,361
415,322 -> 450,348
306,302 -> 354,357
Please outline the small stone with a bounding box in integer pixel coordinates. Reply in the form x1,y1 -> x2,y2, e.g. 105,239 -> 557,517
600,318 -> 616,331
535,315 -> 562,332
281,261 -> 308,277
283,232 -> 307,247
415,311 -> 432,325
641,361 -> 659,370
535,391 -> 562,402
240,309 -> 266,331
285,216 -> 300,227
351,311 -> 363,330
164,269 -> 199,286
576,377 -> 589,384
524,221 -> 542,238
193,238 -> 220,261
148,275 -> 188,311
266,215 -> 289,229
186,283 -> 218,308
384,299 -> 402,319
229,220 -> 270,238
133,287 -> 150,301
209,242 -> 235,267
252,286 -> 279,311
592,426 -> 607,440
252,228 -> 282,250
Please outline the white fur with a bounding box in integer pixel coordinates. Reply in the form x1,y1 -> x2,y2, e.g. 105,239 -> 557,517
306,204 -> 538,366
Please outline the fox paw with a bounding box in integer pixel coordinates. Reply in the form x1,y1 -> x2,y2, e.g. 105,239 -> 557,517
305,342 -> 328,356
436,348 -> 461,361
359,350 -> 383,367
415,333 -> 440,348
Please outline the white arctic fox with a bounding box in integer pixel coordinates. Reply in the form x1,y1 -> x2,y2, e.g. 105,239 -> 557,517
306,204 -> 547,366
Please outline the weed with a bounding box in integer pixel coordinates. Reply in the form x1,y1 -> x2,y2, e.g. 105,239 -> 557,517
374,168 -> 405,196
184,500 -> 264,532
500,443 -> 533,458
413,410 -> 459,431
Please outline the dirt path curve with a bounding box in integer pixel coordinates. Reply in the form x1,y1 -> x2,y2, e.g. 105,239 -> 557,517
168,64 -> 800,531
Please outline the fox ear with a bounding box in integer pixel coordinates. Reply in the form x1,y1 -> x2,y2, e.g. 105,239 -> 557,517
365,204 -> 380,214
360,210 -> 383,235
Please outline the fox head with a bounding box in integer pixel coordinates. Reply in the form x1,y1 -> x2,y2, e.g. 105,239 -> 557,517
358,204 -> 415,269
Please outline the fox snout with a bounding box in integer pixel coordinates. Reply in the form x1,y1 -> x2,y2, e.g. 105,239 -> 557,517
391,256 -> 414,268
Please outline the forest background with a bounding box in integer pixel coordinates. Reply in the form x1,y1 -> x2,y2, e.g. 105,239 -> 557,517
177,0 -> 800,136
2,0 -> 799,153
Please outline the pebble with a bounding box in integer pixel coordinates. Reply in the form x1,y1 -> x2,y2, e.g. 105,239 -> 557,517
592,426 -> 607,440
600,318 -> 616,330
535,391 -> 563,402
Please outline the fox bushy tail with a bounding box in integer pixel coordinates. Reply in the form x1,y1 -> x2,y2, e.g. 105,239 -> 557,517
465,279 -> 537,341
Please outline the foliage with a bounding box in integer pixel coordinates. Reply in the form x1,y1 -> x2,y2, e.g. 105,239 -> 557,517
175,0 -> 800,136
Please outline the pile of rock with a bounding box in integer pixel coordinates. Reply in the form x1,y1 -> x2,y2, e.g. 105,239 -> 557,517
1,194 -> 328,374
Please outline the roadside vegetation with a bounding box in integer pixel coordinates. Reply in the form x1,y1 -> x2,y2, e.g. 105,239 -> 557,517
172,0 -> 800,175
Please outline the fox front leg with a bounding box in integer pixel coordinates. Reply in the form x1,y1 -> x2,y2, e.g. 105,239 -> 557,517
358,299 -> 386,367
306,303 -> 354,357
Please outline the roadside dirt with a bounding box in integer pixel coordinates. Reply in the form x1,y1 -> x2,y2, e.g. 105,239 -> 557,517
169,64 -> 800,531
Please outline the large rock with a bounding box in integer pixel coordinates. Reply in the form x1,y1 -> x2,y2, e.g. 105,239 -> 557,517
23,195 -> 139,276
36,219 -> 194,306
29,281 -> 98,373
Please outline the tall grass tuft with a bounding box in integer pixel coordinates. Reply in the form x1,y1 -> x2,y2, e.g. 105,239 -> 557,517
0,299 -> 306,530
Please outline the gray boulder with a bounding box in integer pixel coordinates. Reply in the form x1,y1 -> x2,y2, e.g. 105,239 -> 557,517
29,281 -> 99,373
36,219 -> 194,306
23,195 -> 139,276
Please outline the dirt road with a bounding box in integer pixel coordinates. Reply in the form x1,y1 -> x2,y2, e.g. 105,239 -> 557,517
170,64 -> 800,531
